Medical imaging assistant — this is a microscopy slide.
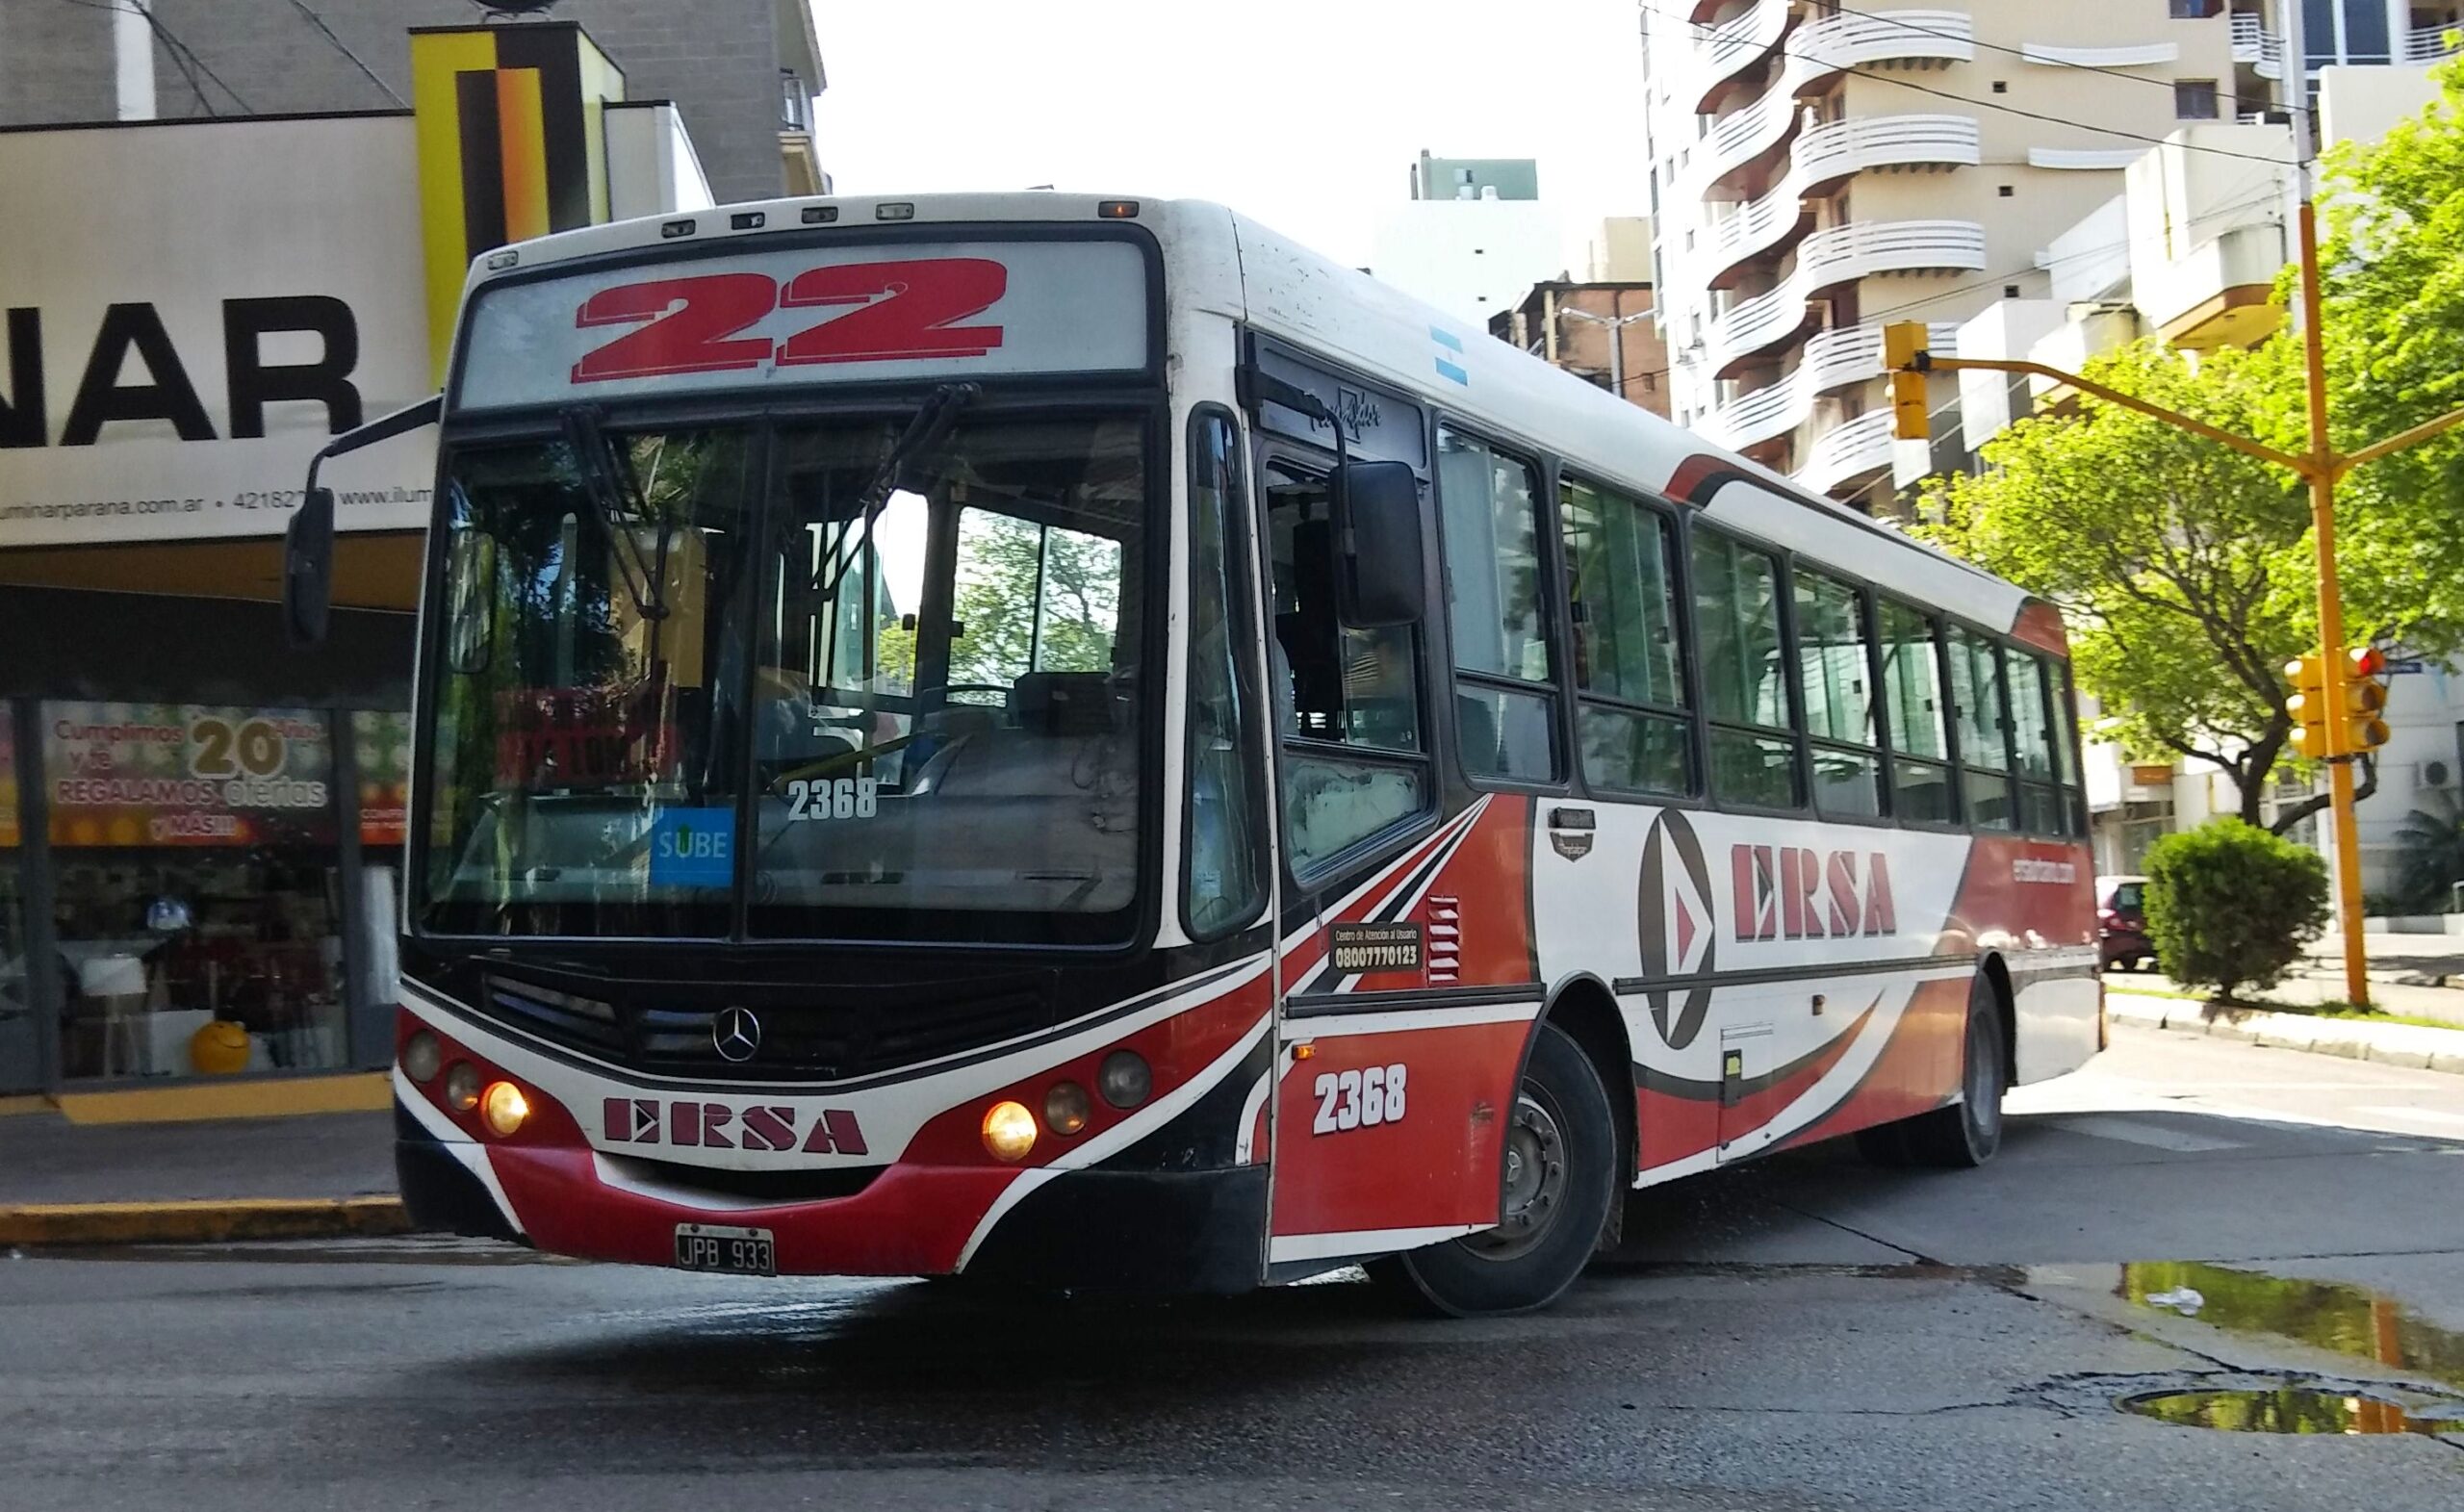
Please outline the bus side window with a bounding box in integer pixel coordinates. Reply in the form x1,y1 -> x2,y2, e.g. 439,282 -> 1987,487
1265,468 -> 1431,875
1794,567 -> 1884,819
1435,426 -> 1558,784
1691,525 -> 1803,809
1557,476 -> 1692,796
1948,627 -> 2015,831
2006,649 -> 2065,836
1879,598 -> 1954,823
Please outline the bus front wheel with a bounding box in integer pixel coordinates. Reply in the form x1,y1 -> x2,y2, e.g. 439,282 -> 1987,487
1367,1021 -> 1617,1317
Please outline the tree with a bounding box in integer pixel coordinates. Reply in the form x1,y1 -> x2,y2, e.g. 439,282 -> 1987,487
2310,53 -> 2464,653
1919,343 -> 2341,830
2141,819 -> 2328,1003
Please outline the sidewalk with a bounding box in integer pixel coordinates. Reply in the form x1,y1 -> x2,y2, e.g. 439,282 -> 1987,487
2118,935 -> 2464,1029
0,1108 -> 405,1246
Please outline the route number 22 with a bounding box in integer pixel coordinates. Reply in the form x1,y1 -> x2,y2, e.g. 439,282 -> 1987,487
570,258 -> 1007,384
1312,1064 -> 1407,1135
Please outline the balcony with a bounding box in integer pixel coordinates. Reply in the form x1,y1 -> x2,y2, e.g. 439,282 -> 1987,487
1702,320 -> 1959,451
1782,8 -> 1975,96
2230,13 -> 2283,79
1683,90 -> 1805,202
2404,21 -> 2464,64
1689,0 -> 1796,112
1706,218 -> 1987,373
1702,114 -> 1981,286
1795,409 -> 1897,497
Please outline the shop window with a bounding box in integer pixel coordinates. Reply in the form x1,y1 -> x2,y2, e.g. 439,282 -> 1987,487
43,703 -> 346,1079
0,716 -> 34,1089
349,710 -> 412,1016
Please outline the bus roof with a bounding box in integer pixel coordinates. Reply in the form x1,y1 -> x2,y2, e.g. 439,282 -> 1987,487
463,191 -> 2042,643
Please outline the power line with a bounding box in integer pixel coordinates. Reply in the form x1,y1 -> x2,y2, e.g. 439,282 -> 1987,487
280,0 -> 406,106
1636,0 -> 2300,167
58,0 -> 254,115
1622,182 -> 2294,391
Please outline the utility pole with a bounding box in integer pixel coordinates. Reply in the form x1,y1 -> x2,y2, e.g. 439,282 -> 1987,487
1882,72 -> 2464,1003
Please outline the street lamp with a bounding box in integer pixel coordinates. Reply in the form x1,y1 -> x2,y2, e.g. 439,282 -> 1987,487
1554,300 -> 1656,399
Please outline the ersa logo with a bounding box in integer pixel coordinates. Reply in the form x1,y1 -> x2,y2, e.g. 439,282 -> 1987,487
1731,844 -> 1897,942
603,1098 -> 869,1156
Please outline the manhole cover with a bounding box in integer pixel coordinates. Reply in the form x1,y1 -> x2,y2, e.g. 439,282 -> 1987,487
2124,1387 -> 2464,1437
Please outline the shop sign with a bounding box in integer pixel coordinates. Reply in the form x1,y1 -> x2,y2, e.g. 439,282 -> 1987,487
44,703 -> 336,848
351,710 -> 414,851
0,115 -> 433,548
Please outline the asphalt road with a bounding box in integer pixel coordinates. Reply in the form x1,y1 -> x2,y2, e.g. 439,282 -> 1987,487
3,1024 -> 2459,1512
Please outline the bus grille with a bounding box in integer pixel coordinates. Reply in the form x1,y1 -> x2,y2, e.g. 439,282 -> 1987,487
476,974 -> 1056,1083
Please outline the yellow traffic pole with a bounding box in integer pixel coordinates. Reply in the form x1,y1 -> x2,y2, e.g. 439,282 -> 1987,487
2292,194 -> 2372,1009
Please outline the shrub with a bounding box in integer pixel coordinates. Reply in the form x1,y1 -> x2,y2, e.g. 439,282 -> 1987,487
2142,819 -> 2329,1002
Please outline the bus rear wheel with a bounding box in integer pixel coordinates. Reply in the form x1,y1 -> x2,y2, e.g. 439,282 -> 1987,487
1856,973 -> 2006,1169
1367,1022 -> 1616,1317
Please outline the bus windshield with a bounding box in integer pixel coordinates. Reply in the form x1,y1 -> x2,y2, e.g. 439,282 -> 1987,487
418,415 -> 1147,943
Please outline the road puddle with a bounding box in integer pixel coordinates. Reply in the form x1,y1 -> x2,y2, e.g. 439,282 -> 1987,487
2111,1262 -> 2464,1389
2124,1387 -> 2463,1436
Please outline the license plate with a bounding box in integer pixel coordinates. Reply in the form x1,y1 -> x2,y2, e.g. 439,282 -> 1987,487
674,1222 -> 776,1275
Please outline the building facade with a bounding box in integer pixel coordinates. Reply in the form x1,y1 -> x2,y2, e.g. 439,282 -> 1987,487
1489,280 -> 1672,417
1642,2 -> 2289,511
0,0 -> 826,201
1373,152 -> 1565,324
0,15 -> 755,1098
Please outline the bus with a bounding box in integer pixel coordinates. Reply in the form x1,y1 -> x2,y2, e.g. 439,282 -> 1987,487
284,192 -> 2101,1316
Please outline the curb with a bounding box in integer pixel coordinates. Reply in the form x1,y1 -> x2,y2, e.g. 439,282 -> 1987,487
0,1195 -> 411,1247
2106,991 -> 2464,1076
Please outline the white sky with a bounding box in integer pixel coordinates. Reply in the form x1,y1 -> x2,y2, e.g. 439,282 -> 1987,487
808,0 -> 1652,269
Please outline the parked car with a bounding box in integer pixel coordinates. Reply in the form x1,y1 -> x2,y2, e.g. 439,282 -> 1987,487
2097,874 -> 2155,972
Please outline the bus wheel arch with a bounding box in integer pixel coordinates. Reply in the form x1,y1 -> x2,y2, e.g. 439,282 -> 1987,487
1363,988 -> 1624,1316
1534,976 -> 1635,1198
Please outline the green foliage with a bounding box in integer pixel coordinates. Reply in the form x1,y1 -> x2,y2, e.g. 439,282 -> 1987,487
2141,819 -> 2328,1002
1919,344 -> 2313,819
2311,55 -> 2464,653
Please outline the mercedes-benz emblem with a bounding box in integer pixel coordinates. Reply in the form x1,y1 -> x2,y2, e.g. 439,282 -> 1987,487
712,1006 -> 762,1063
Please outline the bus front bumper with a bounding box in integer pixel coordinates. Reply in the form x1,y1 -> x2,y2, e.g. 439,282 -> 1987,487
397,1103 -> 1267,1292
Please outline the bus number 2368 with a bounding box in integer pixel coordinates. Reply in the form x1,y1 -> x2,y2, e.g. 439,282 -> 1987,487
1312,1064 -> 1407,1135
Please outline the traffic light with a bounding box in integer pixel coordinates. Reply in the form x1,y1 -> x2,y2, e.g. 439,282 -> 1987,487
1889,371 -> 1928,441
1884,321 -> 1932,441
2285,652 -> 2329,756
2343,646 -> 2391,752
1883,321 -> 1931,371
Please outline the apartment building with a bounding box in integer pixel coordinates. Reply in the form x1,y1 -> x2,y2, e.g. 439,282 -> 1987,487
1642,2 -> 2280,510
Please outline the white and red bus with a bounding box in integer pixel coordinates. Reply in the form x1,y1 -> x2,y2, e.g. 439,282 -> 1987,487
287,193 -> 2101,1315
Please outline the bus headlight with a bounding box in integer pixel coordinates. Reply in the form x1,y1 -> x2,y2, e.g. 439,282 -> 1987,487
445,1063 -> 482,1113
480,1080 -> 530,1138
982,1100 -> 1038,1162
1099,1050 -> 1150,1109
1043,1082 -> 1091,1137
401,1031 -> 442,1084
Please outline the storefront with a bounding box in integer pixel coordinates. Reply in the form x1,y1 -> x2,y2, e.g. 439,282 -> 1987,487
0,21 -> 709,1094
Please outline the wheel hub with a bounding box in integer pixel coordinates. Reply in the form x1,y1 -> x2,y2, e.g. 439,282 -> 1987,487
1464,1092 -> 1567,1262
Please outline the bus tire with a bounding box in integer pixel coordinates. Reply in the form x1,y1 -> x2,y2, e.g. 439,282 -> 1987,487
1900,973 -> 2008,1168
1368,1022 -> 1616,1317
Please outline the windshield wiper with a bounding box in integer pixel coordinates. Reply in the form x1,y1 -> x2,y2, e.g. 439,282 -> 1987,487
559,404 -> 672,622
815,382 -> 981,601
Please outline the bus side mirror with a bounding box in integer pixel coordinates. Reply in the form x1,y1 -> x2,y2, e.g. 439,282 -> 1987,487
283,394 -> 445,650
283,484 -> 336,649
1334,459 -> 1424,628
